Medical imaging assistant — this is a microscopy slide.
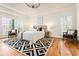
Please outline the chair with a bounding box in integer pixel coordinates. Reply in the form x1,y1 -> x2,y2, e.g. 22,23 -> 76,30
63,29 -> 77,42
8,29 -> 17,38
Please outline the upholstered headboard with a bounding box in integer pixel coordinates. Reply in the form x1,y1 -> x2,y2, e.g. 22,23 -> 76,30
33,25 -> 47,31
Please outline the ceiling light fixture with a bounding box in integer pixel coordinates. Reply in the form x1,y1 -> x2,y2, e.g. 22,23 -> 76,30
25,3 -> 40,8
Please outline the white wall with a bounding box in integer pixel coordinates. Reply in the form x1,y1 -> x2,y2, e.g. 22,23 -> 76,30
76,4 -> 79,41
16,17 -> 37,33
41,5 -> 76,37
16,4 -> 76,37
0,4 -> 77,37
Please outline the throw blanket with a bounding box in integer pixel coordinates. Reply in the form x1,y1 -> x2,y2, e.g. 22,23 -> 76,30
17,31 -> 45,44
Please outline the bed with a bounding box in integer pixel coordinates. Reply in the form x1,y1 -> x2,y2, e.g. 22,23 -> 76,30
17,25 -> 47,44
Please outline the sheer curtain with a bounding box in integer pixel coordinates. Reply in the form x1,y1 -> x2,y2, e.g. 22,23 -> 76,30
60,16 -> 73,36
0,17 -> 12,35
37,16 -> 43,25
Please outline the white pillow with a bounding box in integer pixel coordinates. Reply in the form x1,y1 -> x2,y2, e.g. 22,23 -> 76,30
12,30 -> 15,33
68,31 -> 74,34
30,29 -> 36,31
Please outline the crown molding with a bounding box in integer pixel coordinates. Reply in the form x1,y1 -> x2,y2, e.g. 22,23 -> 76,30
0,4 -> 26,16
0,3 -> 76,17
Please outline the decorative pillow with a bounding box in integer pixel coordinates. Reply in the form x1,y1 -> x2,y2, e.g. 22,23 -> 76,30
38,27 -> 42,31
68,30 -> 74,34
30,28 -> 36,31
12,30 -> 15,33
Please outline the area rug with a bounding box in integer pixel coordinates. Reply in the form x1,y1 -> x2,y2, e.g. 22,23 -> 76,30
4,38 -> 53,56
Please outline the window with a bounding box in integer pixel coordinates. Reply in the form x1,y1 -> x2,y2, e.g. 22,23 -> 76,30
0,17 -> 13,35
60,16 -> 73,35
37,16 -> 43,24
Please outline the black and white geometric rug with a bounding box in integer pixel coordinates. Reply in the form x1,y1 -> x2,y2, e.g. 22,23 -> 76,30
4,38 -> 53,56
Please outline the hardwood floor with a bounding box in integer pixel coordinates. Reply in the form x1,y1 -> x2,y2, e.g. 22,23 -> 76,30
47,38 -> 79,56
65,41 -> 79,56
0,38 -> 24,56
0,35 -> 7,39
0,37 -> 79,56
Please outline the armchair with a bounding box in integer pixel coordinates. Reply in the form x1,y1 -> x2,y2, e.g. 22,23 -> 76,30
63,29 -> 77,42
8,29 -> 17,38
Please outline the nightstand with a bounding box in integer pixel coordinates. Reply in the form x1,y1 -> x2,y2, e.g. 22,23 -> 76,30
45,31 -> 50,38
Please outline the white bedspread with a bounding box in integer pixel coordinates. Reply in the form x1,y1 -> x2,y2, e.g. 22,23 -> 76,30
17,31 -> 45,44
